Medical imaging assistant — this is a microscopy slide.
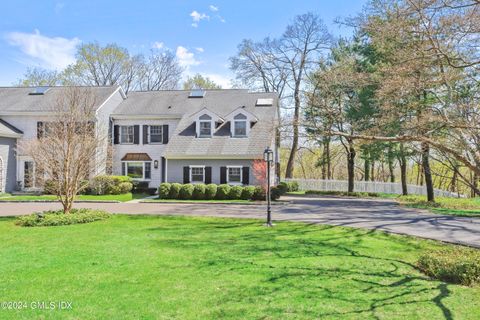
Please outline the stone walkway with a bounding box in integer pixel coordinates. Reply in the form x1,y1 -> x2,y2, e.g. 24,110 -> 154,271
1,195 -> 479,247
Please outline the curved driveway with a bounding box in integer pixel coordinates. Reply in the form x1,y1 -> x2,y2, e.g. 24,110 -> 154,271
1,195 -> 480,247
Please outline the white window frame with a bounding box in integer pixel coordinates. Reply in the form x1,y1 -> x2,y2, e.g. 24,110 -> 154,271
227,166 -> 243,185
120,125 -> 134,144
149,125 -> 163,144
233,119 -> 248,137
189,165 -> 205,184
123,161 -> 152,180
198,120 -> 212,138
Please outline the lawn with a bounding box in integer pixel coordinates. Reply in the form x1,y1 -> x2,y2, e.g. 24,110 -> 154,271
142,198 -> 254,203
396,195 -> 480,217
0,215 -> 478,319
0,193 -> 149,203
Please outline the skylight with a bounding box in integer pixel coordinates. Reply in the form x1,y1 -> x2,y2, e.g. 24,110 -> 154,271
256,98 -> 273,106
189,89 -> 206,98
29,86 -> 51,95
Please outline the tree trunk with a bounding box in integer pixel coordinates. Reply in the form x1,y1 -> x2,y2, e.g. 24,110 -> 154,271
398,143 -> 408,196
371,161 -> 375,181
285,86 -> 301,179
388,146 -> 395,183
347,139 -> 356,193
450,165 -> 458,193
325,138 -> 331,179
320,137 -> 331,180
364,158 -> 370,182
472,173 -> 479,198
421,142 -> 435,202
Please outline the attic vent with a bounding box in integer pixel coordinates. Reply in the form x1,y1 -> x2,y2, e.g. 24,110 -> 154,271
189,89 -> 206,98
29,86 -> 51,95
256,98 -> 273,106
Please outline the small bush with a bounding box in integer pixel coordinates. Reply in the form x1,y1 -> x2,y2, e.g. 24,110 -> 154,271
158,183 -> 171,199
169,183 -> 182,199
418,248 -> 480,286
89,175 -> 133,195
270,186 -> 282,200
179,184 -> 195,200
216,184 -> 231,200
205,184 -> 218,200
253,186 -> 266,201
241,186 -> 256,200
118,182 -> 133,194
193,184 -> 206,200
287,181 -> 299,192
277,182 -> 289,195
229,186 -> 244,200
16,209 -> 110,227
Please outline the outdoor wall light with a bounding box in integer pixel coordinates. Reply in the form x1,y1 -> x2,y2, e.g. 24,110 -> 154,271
154,160 -> 159,169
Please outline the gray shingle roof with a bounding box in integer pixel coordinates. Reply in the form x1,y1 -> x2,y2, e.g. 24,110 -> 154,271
113,90 -> 279,159
0,86 -> 120,113
0,119 -> 23,138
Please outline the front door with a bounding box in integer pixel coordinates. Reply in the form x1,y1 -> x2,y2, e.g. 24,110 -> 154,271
24,161 -> 34,189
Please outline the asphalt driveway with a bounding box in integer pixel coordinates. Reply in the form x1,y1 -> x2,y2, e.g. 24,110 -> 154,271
1,195 -> 480,247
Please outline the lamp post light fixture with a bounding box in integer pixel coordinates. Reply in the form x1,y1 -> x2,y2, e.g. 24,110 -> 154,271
263,147 -> 274,227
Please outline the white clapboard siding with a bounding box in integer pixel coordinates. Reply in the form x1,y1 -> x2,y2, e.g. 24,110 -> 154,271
284,179 -> 463,198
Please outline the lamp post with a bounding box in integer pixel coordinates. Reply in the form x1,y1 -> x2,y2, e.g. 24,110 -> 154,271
264,147 -> 273,227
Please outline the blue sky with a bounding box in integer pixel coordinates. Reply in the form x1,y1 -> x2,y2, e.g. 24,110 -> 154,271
0,0 -> 367,87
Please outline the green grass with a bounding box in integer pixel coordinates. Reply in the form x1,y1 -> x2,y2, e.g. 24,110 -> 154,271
0,215 -> 478,319
396,195 -> 480,217
0,193 -> 149,203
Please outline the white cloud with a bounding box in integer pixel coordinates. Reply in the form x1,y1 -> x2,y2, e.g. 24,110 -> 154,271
5,29 -> 80,70
209,5 -> 219,12
190,10 -> 209,27
54,2 -> 65,14
195,47 -> 204,53
204,73 -> 232,88
152,41 -> 164,49
176,46 -> 201,68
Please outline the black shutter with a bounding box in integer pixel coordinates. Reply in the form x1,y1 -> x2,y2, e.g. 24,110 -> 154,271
122,162 -> 126,176
113,125 -> 120,144
183,166 -> 190,183
220,167 -> 227,184
37,122 -> 44,139
163,125 -> 169,144
242,167 -> 250,185
143,125 -> 149,145
161,157 -> 166,183
205,167 -> 212,184
133,125 -> 140,144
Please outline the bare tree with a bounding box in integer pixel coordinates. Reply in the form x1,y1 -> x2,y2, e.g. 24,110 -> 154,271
16,67 -> 61,86
18,87 -> 109,214
136,50 -> 183,91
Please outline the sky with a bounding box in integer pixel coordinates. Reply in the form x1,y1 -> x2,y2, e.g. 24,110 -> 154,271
0,0 -> 368,87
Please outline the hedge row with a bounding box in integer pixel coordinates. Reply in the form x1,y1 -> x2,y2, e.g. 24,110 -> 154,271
158,183 -> 282,201
277,181 -> 300,194
16,209 -> 111,227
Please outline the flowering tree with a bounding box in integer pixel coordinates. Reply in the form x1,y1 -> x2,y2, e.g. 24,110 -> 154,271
252,159 -> 267,188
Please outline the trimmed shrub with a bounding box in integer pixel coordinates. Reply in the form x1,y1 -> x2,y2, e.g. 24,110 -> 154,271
253,186 -> 266,201
418,248 -> 480,286
89,175 -> 133,195
241,186 -> 256,200
193,184 -> 206,200
229,186 -> 244,200
205,184 -> 218,200
16,209 -> 110,227
179,184 -> 195,200
158,183 -> 171,199
132,181 -> 156,195
277,182 -> 289,195
287,181 -> 299,192
270,186 -> 282,201
169,183 -> 182,199
216,184 -> 231,200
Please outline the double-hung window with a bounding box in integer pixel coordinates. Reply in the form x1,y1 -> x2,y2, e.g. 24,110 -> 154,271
120,126 -> 134,144
233,114 -> 248,137
149,126 -> 163,143
227,167 -> 242,184
198,114 -> 212,137
190,166 -> 205,183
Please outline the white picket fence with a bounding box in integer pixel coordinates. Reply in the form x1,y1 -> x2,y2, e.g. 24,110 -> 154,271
284,179 -> 462,198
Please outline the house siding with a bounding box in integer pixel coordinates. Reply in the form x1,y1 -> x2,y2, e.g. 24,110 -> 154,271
166,159 -> 260,186
112,119 -> 180,188
0,137 -> 17,192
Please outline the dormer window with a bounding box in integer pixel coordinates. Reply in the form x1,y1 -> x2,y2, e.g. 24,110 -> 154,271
198,114 -> 212,137
233,114 -> 248,137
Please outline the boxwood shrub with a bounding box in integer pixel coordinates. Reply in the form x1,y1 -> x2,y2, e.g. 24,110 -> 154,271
229,186 -> 243,200
193,184 -> 206,200
253,186 -> 266,201
169,183 -> 182,199
89,175 -> 133,195
179,184 -> 195,200
216,184 -> 231,200
16,209 -> 110,227
241,186 -> 256,200
158,183 -> 171,199
205,184 -> 218,200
